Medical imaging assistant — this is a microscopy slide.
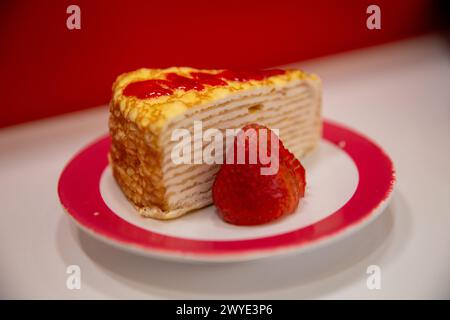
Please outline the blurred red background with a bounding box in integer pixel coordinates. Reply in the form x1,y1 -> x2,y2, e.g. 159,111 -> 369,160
0,0 -> 440,128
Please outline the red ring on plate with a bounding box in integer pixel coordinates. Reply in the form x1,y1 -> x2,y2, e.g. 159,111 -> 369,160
58,120 -> 395,258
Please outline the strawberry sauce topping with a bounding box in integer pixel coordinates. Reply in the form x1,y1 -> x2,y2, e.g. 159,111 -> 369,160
122,80 -> 173,99
165,73 -> 204,91
190,72 -> 228,86
122,69 -> 286,99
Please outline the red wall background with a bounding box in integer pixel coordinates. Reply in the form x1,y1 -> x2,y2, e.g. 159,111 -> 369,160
0,0 -> 438,128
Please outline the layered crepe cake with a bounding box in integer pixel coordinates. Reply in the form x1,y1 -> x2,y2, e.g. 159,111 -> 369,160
109,67 -> 322,219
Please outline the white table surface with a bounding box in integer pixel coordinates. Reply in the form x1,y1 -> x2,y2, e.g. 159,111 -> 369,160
1,34 -> 449,299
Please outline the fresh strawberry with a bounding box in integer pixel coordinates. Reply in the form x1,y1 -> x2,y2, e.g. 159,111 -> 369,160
212,123 -> 306,226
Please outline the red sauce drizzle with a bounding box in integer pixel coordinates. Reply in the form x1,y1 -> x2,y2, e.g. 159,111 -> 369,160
123,69 -> 286,99
190,72 -> 228,86
217,69 -> 285,81
165,73 -> 204,90
122,80 -> 173,99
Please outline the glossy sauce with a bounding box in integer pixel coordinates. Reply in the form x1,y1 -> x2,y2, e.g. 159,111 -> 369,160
122,80 -> 173,99
123,69 -> 286,99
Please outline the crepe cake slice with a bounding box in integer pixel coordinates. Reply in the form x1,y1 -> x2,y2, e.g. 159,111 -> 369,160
109,67 -> 322,219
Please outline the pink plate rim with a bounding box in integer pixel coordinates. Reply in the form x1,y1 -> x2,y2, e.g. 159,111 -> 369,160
58,120 -> 395,261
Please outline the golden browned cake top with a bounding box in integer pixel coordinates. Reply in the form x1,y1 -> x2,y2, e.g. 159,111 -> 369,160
111,67 -> 318,131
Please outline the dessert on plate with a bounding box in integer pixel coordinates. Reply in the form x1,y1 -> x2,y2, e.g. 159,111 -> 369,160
109,67 -> 322,220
